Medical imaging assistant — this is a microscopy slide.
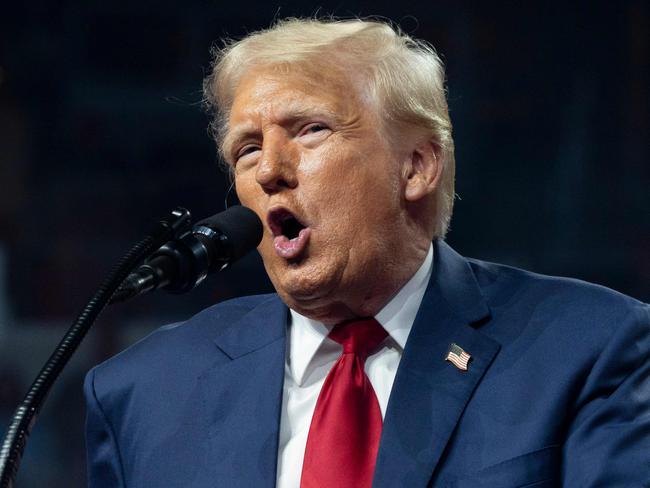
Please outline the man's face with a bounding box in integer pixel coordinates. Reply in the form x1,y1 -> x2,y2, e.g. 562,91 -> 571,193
226,65 -> 414,321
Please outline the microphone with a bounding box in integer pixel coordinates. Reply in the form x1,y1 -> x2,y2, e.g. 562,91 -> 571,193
111,206 -> 263,303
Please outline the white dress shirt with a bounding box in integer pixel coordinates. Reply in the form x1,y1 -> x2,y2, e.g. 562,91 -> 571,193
276,245 -> 434,488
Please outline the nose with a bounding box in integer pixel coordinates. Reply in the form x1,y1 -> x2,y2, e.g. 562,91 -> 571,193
255,133 -> 297,194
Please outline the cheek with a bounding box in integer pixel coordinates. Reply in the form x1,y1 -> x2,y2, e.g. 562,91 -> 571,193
234,176 -> 261,208
304,145 -> 365,195
297,147 -> 341,189
312,147 -> 398,212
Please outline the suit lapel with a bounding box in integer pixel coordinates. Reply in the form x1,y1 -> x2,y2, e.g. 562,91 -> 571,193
198,296 -> 287,488
373,241 -> 501,488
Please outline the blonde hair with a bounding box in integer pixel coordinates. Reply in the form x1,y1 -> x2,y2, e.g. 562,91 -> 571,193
203,17 -> 455,238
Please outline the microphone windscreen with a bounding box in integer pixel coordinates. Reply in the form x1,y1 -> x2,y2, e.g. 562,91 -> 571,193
197,206 -> 263,261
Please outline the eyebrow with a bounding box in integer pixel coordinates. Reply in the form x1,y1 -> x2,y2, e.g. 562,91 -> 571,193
222,123 -> 259,161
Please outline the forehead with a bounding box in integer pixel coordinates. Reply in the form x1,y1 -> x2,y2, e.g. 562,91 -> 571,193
227,64 -> 369,127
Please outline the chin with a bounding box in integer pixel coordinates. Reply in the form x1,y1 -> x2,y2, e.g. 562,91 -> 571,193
276,270 -> 333,302
261,241 -> 352,307
270,261 -> 342,307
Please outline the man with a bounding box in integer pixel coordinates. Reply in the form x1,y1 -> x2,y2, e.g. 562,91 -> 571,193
85,18 -> 650,487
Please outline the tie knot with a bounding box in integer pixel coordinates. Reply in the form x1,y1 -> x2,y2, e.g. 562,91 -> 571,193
328,318 -> 388,357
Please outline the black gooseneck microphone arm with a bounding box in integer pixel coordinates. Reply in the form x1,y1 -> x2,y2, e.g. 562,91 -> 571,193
0,207 -> 192,488
0,205 -> 263,487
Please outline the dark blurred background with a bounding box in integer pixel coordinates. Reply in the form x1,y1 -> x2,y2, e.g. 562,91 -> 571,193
0,1 -> 648,486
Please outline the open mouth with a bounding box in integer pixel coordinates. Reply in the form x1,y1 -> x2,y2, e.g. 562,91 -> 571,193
268,208 -> 306,239
267,207 -> 311,259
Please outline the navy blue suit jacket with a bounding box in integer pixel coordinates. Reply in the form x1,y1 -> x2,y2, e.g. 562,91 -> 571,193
85,241 -> 650,487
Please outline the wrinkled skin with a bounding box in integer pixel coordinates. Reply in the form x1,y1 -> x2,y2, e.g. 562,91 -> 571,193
225,64 -> 442,324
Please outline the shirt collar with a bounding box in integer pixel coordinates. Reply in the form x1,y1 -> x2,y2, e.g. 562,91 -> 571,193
287,244 -> 434,386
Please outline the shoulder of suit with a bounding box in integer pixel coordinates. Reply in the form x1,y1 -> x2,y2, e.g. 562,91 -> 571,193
88,293 -> 280,390
465,256 -> 648,343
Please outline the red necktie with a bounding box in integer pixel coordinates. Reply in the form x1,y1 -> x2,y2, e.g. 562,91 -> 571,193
300,318 -> 388,488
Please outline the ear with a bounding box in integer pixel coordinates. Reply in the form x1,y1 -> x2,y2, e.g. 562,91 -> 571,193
403,139 -> 443,202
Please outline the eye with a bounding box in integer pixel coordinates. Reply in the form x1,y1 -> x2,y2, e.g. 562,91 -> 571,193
232,144 -> 261,171
236,145 -> 260,160
298,123 -> 331,144
304,123 -> 327,133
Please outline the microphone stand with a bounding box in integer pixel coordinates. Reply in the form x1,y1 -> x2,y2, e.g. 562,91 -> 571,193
0,208 -> 192,488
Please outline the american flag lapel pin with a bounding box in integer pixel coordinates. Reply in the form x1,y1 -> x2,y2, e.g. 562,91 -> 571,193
445,343 -> 471,371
